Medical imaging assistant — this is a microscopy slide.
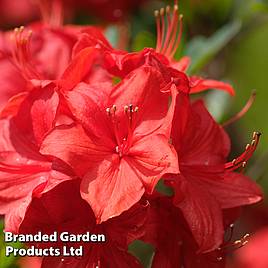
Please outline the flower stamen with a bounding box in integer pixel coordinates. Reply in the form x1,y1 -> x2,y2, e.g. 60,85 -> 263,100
106,105 -> 139,157
11,26 -> 41,80
154,2 -> 183,60
225,132 -> 261,171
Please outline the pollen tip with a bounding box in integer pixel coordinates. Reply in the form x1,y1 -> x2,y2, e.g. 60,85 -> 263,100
154,10 -> 159,17
124,105 -> 128,112
166,5 -> 171,13
19,26 -> 25,32
253,131 -> 261,137
160,7 -> 165,16
179,14 -> 183,19
134,106 -> 139,112
174,4 -> 179,11
112,104 -> 117,111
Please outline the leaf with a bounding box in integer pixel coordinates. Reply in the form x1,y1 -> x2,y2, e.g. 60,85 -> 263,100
184,20 -> 242,74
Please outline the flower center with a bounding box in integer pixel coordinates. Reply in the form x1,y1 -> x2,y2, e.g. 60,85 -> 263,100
106,104 -> 139,158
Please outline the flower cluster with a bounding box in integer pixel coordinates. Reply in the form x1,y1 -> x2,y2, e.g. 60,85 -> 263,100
0,1 -> 263,267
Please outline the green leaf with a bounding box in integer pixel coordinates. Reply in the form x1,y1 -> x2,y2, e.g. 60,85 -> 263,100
184,20 -> 242,74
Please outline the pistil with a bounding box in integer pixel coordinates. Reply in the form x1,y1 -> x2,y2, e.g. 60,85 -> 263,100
106,104 -> 139,157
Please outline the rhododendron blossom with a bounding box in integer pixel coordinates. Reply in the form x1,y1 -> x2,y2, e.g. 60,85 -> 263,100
40,66 -> 179,223
0,1 -> 264,267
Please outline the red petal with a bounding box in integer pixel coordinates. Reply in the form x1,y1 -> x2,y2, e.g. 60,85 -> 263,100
0,92 -> 28,119
171,56 -> 191,72
64,82 -> 115,147
40,124 -> 110,177
173,175 -> 224,252
179,100 -> 230,164
128,134 -> 179,193
60,47 -> 100,90
109,66 -> 172,138
198,172 -> 263,209
190,76 -> 235,96
13,84 -> 59,146
72,26 -> 112,56
80,156 -> 144,223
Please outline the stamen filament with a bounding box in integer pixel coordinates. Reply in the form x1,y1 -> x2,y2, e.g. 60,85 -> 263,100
154,3 -> 183,60
225,132 -> 261,171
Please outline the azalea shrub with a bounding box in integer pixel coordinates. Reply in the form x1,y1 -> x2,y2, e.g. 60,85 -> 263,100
0,0 -> 266,268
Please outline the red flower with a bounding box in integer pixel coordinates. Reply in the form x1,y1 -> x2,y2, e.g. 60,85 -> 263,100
154,3 -> 235,96
19,180 -> 147,268
0,116 -> 74,233
40,66 -> 179,223
0,21 -> 110,114
141,195 -> 238,268
165,98 -> 262,252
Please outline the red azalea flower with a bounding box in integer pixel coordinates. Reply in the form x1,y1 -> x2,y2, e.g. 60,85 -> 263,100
142,195 -> 241,268
19,179 -> 147,268
154,3 -> 235,96
0,24 -> 76,111
0,116 -> 74,233
0,26 -> 113,145
0,19 -> 110,113
40,65 -> 179,223
98,2 -> 235,96
165,98 -> 262,252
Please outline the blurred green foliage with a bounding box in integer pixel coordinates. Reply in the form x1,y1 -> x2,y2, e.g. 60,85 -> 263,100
184,20 -> 241,74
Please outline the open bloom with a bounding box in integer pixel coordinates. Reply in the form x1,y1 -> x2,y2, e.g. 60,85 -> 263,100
142,194 -> 242,268
0,114 -> 74,232
165,97 -> 262,252
40,65 -> 179,223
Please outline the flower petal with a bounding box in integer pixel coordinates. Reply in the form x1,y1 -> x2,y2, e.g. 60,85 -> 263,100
198,172 -> 263,209
173,175 -> 224,252
60,47 -> 100,90
179,100 -> 230,165
128,134 -> 179,193
190,76 -> 235,96
109,66 -> 172,138
81,156 -> 144,223
40,124 -> 109,177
